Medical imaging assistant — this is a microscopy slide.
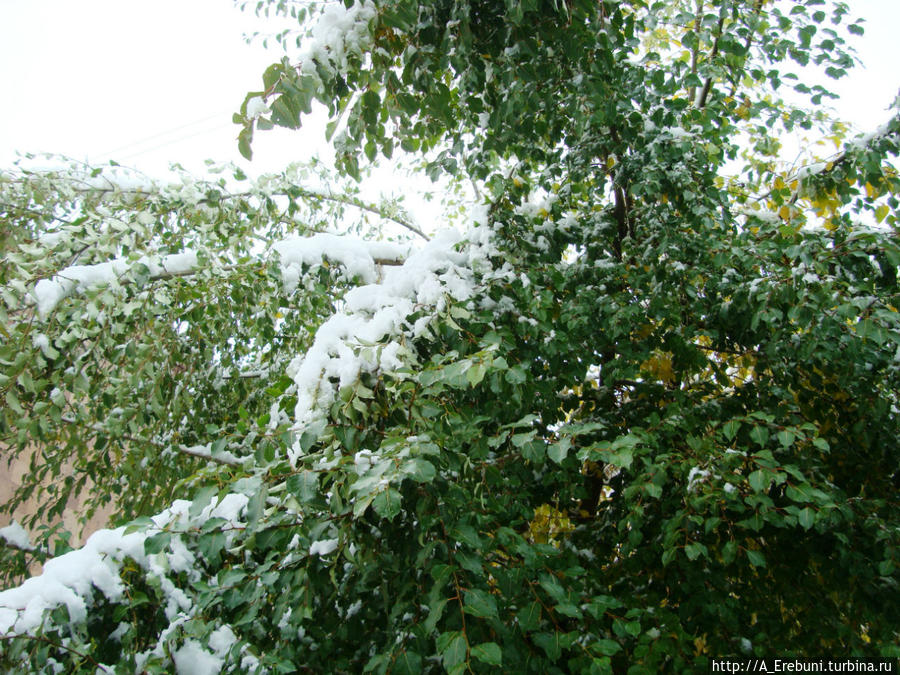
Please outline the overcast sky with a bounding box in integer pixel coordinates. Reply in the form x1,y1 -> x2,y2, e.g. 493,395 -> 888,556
0,0 -> 316,175
0,0 -> 897,180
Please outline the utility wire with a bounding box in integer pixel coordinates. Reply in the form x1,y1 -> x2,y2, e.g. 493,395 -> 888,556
112,121 -> 236,162
93,111 -> 235,161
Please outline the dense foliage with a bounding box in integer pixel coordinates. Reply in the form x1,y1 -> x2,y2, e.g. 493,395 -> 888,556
2,0 -> 899,672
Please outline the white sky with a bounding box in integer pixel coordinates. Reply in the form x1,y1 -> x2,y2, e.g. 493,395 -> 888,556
0,0 -> 314,175
0,0 -> 897,180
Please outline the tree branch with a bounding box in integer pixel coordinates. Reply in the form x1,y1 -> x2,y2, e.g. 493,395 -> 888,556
18,233 -> 407,317
9,171 -> 431,242
696,15 -> 726,109
59,415 -> 243,467
746,112 -> 899,208
687,0 -> 704,105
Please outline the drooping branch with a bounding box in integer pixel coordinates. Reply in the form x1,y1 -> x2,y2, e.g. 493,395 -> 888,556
8,168 -> 430,241
58,414 -> 243,467
272,186 -> 431,241
23,232 -> 409,317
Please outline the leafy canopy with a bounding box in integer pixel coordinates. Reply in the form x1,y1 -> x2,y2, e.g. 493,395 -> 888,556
2,0 -> 900,672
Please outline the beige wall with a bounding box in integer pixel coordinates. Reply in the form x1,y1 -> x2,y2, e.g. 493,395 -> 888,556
1,445 -> 114,576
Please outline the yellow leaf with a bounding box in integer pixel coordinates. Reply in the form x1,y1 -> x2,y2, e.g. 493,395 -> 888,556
694,635 -> 708,656
641,352 -> 675,385
875,204 -> 890,223
778,205 -> 792,220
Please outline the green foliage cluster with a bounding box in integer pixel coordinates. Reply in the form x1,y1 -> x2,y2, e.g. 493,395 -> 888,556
2,0 -> 900,672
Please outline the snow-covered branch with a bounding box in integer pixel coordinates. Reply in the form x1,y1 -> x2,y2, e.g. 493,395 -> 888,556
27,233 -> 410,317
0,494 -> 249,636
284,221 -> 499,458
0,522 -> 35,554
7,162 -> 429,241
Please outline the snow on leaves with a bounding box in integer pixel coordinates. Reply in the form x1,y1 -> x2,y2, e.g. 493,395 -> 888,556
285,225 -> 497,452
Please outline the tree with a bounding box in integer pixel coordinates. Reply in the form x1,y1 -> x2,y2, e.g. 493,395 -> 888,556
2,0 -> 899,671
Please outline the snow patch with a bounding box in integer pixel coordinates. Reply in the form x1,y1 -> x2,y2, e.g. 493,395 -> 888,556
173,640 -> 223,675
309,538 -> 339,556
246,96 -> 269,119
0,521 -> 33,551
299,1 -> 377,77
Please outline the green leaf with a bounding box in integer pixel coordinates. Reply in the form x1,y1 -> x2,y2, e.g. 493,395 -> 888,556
143,532 -> 171,555
533,632 -> 562,661
424,597 -> 449,634
393,650 -> 423,675
511,431 -> 535,447
746,549 -> 767,568
471,642 -> 502,666
189,486 -> 218,519
555,602 -> 582,619
722,540 -> 738,565
661,547 -> 677,566
517,602 -> 542,632
592,639 -> 621,657
797,507 -> 815,530
463,588 -> 498,619
372,488 -> 402,520
401,458 -> 436,483
451,524 -> 482,549
521,439 -> 545,463
5,390 -> 23,416
684,542 -> 707,561
644,482 -> 662,499
238,128 -> 253,160
748,470 -> 769,493
436,631 -> 467,669
606,447 -> 634,470
287,471 -> 319,502
466,361 -> 487,386
776,430 -> 795,448
548,438 -> 571,464
749,426 -> 769,448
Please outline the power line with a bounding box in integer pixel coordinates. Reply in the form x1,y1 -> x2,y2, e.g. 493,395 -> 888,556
112,121 -> 237,162
94,111 -> 234,161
